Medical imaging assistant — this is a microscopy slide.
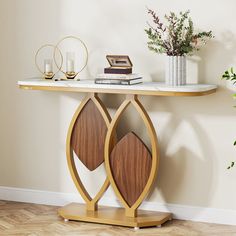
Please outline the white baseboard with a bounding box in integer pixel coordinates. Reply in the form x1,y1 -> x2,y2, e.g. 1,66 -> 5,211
1,186 -> 236,226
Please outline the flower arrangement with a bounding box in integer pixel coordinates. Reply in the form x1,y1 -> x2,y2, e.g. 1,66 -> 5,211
145,9 -> 213,56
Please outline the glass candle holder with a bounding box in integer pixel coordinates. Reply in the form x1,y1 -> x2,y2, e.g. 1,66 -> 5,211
44,59 -> 54,79
66,52 -> 76,79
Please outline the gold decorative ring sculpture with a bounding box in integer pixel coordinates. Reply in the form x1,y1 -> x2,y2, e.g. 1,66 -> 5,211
35,44 -> 63,79
54,36 -> 89,80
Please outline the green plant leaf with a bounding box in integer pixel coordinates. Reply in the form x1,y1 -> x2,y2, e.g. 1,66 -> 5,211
228,161 -> 235,169
222,74 -> 229,78
221,68 -> 236,170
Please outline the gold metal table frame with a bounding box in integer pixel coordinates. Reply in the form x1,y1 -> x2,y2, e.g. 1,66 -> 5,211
19,80 -> 216,229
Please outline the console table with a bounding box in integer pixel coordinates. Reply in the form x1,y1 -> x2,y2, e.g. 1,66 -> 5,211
18,79 -> 217,229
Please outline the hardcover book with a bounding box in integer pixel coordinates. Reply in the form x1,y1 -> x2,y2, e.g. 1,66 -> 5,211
104,67 -> 132,74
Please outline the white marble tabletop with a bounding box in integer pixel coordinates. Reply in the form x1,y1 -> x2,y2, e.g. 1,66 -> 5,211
18,78 -> 217,96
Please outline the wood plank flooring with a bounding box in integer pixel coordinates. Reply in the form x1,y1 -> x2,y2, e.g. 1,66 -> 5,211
1,200 -> 236,236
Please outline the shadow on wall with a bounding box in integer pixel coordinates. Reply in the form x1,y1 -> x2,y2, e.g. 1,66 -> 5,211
142,86 -> 234,211
195,31 -> 236,84
141,99 -> 213,211
155,115 -> 216,208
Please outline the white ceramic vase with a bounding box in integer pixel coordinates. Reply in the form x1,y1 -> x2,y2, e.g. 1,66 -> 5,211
165,56 -> 186,86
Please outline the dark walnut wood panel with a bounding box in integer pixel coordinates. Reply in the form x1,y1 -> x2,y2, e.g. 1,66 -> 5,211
110,132 -> 152,207
71,99 -> 108,171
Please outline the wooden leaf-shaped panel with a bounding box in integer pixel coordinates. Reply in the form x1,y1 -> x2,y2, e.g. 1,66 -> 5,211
110,132 -> 152,207
71,99 -> 107,171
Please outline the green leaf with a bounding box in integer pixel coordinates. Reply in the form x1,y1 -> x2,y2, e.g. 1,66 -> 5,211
231,67 -> 234,74
222,74 -> 229,78
228,161 -> 235,169
234,140 -> 236,146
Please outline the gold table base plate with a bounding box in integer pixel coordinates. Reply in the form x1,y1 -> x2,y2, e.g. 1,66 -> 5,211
58,203 -> 172,228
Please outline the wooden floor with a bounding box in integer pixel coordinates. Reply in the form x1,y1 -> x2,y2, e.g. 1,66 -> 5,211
1,201 -> 236,236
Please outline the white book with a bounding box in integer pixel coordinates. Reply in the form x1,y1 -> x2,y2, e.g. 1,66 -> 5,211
96,73 -> 142,80
95,78 -> 143,85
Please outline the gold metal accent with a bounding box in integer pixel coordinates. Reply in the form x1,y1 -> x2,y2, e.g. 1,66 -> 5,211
105,94 -> 159,217
58,203 -> 172,228
54,36 -> 89,80
35,44 -> 63,80
44,72 -> 54,79
66,93 -> 111,211
19,83 -> 217,97
66,71 -> 76,79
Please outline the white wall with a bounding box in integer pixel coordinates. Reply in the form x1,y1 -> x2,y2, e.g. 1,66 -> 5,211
1,0 -> 236,214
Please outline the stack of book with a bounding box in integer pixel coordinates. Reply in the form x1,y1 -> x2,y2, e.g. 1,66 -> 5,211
95,73 -> 143,85
95,55 -> 142,85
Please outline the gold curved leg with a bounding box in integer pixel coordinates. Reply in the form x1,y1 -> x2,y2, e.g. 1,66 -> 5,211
64,93 -> 112,211
105,94 -> 159,217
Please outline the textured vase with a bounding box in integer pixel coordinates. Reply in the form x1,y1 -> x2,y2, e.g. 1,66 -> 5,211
165,56 -> 186,86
